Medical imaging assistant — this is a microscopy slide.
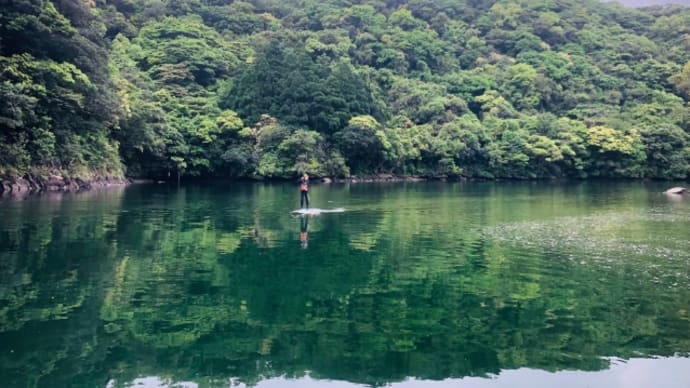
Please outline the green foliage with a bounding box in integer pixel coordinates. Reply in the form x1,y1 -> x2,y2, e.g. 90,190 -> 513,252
669,61 -> 690,100
585,126 -> 646,177
2,0 -> 690,180
231,114 -> 348,178
111,16 -> 245,177
640,124 -> 690,179
225,38 -> 378,136
334,115 -> 386,173
137,16 -> 238,86
0,0 -> 122,177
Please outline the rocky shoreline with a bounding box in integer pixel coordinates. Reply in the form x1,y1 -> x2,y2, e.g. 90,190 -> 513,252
329,173 -> 459,183
0,172 -> 454,196
0,174 -> 130,196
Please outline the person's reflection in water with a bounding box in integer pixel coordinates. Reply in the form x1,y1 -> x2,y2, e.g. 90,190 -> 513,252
299,215 -> 309,249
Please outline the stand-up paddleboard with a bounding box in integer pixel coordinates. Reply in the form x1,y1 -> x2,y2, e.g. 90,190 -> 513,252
291,207 -> 345,215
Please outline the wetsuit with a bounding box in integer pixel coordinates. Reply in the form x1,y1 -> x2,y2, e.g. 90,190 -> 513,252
299,177 -> 310,209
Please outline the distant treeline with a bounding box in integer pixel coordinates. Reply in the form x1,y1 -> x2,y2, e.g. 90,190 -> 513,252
1,0 -> 689,180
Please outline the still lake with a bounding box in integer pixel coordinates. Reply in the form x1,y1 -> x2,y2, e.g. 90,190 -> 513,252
0,180 -> 689,388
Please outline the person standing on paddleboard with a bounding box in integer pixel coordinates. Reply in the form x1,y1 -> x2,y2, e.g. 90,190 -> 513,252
299,173 -> 310,209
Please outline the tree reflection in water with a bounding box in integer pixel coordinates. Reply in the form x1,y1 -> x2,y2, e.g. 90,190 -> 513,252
1,181 -> 689,387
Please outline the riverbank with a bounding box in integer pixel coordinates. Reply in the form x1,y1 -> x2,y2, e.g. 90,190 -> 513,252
0,172 -> 442,196
0,173 -> 129,196
330,173 -> 429,183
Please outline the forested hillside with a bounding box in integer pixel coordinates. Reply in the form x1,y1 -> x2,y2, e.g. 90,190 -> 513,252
2,0 -> 690,181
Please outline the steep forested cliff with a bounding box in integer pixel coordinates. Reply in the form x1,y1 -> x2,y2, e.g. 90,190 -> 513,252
2,0 -> 690,182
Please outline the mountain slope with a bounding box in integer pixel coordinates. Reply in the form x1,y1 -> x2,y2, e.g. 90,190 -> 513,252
2,0 -> 689,182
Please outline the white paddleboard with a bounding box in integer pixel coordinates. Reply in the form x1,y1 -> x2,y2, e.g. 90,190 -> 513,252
291,207 -> 345,215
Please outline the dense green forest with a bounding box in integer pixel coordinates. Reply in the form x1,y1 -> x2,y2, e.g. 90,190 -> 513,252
2,0 -> 690,180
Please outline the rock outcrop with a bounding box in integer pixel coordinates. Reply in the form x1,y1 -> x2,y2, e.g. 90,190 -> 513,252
664,187 -> 687,195
334,174 -> 428,183
0,174 -> 129,196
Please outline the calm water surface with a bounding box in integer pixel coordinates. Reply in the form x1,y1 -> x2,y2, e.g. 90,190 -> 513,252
1,181 -> 689,388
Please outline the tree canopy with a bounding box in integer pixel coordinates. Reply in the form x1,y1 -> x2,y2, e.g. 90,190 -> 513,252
2,0 -> 690,180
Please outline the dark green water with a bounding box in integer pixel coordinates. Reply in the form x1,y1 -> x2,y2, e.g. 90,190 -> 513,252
1,181 -> 689,388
